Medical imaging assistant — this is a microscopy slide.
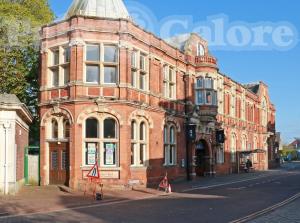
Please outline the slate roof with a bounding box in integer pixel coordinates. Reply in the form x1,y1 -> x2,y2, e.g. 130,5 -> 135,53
0,94 -> 21,105
243,83 -> 260,94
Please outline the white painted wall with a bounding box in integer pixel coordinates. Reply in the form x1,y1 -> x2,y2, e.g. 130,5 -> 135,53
0,110 -> 17,194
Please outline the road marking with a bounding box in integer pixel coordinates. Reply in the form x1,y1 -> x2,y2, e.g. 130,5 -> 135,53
230,192 -> 300,223
182,173 -> 276,192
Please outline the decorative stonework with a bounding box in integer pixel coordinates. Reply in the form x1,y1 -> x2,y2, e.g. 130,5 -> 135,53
161,117 -> 181,132
69,39 -> 85,47
41,107 -> 74,126
128,110 -> 154,128
77,105 -> 123,125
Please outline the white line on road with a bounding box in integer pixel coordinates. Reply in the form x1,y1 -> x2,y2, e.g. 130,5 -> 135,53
182,171 -> 300,192
229,192 -> 300,223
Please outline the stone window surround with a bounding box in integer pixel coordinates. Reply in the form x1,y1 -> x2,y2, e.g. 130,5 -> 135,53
83,41 -> 119,85
82,114 -> 119,168
130,118 -> 149,167
163,64 -> 176,100
47,45 -> 70,88
163,123 -> 177,166
130,49 -> 149,92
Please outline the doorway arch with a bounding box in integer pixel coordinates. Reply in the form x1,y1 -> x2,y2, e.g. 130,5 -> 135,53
195,139 -> 211,176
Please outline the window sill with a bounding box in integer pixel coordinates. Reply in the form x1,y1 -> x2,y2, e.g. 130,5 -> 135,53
163,164 -> 177,167
130,166 -> 147,170
80,166 -> 121,171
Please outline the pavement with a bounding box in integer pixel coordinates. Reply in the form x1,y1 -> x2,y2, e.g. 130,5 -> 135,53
0,162 -> 299,222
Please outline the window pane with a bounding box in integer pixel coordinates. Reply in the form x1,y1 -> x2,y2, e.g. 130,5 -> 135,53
52,50 -> 59,65
196,90 -> 204,104
51,151 -> 58,170
64,47 -> 70,63
212,91 -> 217,105
131,52 -> 137,68
139,144 -> 145,165
86,118 -> 98,138
196,78 -> 203,88
169,84 -> 174,98
140,55 -> 146,70
131,121 -> 136,140
63,119 -> 70,138
139,73 -> 145,90
131,144 -> 136,165
163,66 -> 168,80
63,67 -> 70,85
52,68 -> 59,87
86,143 -> 97,165
104,46 -> 118,62
104,66 -> 117,84
86,45 -> 100,61
206,91 -> 212,104
205,78 -> 213,88
169,68 -> 174,82
164,126 -> 167,143
131,71 -> 137,87
104,118 -> 116,139
52,120 -> 58,139
170,127 -> 175,144
170,146 -> 174,164
140,122 -> 145,141
104,143 -> 116,165
86,65 -> 99,83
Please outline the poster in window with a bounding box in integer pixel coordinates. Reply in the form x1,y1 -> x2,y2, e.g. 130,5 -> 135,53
105,143 -> 115,165
87,143 -> 97,165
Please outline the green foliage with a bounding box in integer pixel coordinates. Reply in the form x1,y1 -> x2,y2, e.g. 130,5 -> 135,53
0,0 -> 54,144
280,148 -> 298,160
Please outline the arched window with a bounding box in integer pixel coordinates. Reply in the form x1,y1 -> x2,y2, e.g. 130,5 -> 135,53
83,116 -> 119,166
52,119 -> 58,139
164,124 -> 177,165
63,119 -> 70,139
197,43 -> 205,56
104,118 -> 116,139
131,120 -> 148,166
261,98 -> 268,127
86,118 -> 98,138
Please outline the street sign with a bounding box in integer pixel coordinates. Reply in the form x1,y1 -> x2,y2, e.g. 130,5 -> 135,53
87,161 -> 100,179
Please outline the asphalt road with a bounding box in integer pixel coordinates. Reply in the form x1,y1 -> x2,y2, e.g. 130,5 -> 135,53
2,162 -> 300,223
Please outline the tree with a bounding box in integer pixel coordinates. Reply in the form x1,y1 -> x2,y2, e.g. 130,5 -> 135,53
0,0 -> 54,144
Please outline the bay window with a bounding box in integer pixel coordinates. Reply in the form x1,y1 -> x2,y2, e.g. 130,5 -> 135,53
195,76 -> 217,106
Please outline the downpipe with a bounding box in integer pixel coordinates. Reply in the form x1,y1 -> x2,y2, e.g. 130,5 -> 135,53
3,122 -> 10,195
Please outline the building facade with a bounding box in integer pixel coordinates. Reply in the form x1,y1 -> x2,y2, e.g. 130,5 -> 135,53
39,0 -> 276,189
0,94 -> 33,194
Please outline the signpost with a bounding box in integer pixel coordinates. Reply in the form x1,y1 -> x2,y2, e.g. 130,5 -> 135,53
84,161 -> 103,200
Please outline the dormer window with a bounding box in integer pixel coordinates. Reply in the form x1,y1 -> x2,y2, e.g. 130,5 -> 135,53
197,43 -> 205,57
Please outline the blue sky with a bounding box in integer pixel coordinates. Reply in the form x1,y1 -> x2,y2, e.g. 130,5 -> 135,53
48,0 -> 300,143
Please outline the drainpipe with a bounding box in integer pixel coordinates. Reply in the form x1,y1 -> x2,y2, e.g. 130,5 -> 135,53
3,122 -> 10,195
183,74 -> 191,181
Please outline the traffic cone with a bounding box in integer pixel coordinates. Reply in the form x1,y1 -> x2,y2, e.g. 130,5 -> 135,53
168,184 -> 172,193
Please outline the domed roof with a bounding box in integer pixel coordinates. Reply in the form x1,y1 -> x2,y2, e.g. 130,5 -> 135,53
65,0 -> 131,20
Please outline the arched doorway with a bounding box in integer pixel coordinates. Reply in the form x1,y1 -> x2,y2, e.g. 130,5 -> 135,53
195,140 -> 211,176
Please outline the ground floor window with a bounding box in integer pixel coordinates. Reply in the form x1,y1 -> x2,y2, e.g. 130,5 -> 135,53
84,116 -> 119,167
164,125 -> 177,165
216,147 -> 224,164
131,120 -> 148,166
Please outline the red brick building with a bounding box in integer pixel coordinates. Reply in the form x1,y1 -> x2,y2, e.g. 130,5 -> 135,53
39,0 -> 276,189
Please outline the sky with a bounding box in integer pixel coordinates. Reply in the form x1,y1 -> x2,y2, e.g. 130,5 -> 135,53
48,0 -> 300,143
